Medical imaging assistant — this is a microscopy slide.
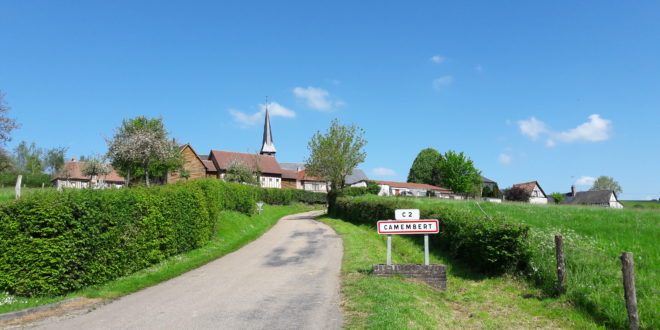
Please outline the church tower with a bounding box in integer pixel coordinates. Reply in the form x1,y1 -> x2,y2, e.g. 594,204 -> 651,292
260,105 -> 276,156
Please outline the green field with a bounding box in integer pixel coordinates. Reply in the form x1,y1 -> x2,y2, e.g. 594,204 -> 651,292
320,215 -> 600,329
391,197 -> 659,329
622,200 -> 660,209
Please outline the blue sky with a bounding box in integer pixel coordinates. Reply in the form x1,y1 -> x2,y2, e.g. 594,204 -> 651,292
1,1 -> 658,200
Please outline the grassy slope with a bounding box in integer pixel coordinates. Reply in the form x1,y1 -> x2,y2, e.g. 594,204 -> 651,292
401,198 -> 659,329
0,204 -> 316,313
321,215 -> 601,329
621,200 -> 660,209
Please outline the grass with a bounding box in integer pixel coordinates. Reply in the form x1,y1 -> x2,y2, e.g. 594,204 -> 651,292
320,215 -> 601,329
392,197 -> 659,329
621,200 -> 660,209
0,203 -> 318,314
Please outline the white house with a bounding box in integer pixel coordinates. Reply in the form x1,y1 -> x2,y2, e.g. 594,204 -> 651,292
563,186 -> 623,208
51,160 -> 125,189
511,181 -> 548,204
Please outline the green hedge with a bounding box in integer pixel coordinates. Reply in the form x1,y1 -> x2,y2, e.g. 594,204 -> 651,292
0,172 -> 52,188
260,188 -> 327,205
333,196 -> 530,274
0,179 -> 257,297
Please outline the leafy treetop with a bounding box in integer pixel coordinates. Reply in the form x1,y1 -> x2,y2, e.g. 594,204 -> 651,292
589,176 -> 622,193
407,147 -> 442,185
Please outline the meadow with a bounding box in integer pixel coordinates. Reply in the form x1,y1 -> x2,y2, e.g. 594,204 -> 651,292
400,197 -> 659,328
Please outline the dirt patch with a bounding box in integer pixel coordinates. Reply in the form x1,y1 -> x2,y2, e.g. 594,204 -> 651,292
0,297 -> 106,328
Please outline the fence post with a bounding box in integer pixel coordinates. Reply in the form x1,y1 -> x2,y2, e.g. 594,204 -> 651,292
15,175 -> 22,200
555,235 -> 566,295
620,252 -> 639,330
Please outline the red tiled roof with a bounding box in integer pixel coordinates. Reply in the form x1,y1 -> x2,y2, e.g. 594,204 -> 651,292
209,150 -> 282,175
296,169 -> 325,182
51,161 -> 125,183
202,160 -> 217,172
512,181 -> 547,197
372,180 -> 453,194
280,168 -> 297,180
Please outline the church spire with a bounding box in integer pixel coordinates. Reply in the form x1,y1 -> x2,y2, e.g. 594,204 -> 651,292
260,103 -> 276,156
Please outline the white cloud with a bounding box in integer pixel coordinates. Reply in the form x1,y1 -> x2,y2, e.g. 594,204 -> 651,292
517,114 -> 612,146
229,101 -> 295,127
432,76 -> 454,89
430,55 -> 445,63
517,117 -> 547,140
644,196 -> 653,201
293,86 -> 343,111
555,114 -> 611,142
575,176 -> 597,187
260,102 -> 295,118
498,153 -> 512,165
371,167 -> 397,177
474,65 -> 483,72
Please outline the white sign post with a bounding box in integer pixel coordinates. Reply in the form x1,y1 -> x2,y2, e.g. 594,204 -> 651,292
379,209 -> 438,266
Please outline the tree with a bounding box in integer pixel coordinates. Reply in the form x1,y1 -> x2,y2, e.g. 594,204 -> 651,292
550,192 -> 565,204
224,159 -> 259,185
305,119 -> 367,212
0,148 -> 15,173
435,150 -> 481,196
44,147 -> 68,175
407,148 -> 442,185
366,181 -> 381,195
81,156 -> 111,189
590,176 -> 622,193
504,186 -> 531,202
106,116 -> 180,186
0,91 -> 19,146
13,141 -> 43,174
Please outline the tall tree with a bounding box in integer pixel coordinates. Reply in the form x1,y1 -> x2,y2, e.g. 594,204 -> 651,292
0,91 -> 19,146
435,150 -> 482,196
44,147 -> 68,175
13,141 -> 43,174
407,148 -> 442,185
590,176 -> 622,193
305,119 -> 367,212
106,116 -> 180,186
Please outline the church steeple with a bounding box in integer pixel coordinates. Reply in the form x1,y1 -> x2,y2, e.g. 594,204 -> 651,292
260,104 -> 276,156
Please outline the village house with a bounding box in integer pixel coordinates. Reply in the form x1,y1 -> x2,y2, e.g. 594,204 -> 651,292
51,159 -> 125,189
562,185 -> 623,208
167,144 -> 207,183
365,180 -> 454,198
511,181 -> 548,204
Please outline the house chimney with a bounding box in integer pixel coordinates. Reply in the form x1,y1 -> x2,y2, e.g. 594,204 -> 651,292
571,185 -> 576,197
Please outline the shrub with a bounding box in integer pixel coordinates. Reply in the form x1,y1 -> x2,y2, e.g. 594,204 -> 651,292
259,188 -> 327,205
0,179 -> 257,297
333,196 -> 530,274
550,192 -> 564,204
343,187 -> 369,196
504,186 -> 531,202
0,172 -> 52,188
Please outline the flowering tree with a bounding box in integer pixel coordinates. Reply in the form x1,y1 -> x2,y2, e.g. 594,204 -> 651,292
81,156 -> 111,188
106,117 -> 180,186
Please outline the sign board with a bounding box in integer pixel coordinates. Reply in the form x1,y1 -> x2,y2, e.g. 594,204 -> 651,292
377,220 -> 439,235
395,209 -> 420,220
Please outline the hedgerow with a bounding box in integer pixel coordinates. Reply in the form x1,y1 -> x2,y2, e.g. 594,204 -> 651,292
333,196 -> 530,274
0,179 -> 259,297
259,188 -> 327,205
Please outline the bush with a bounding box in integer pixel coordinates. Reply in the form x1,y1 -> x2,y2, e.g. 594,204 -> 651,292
0,179 -> 257,297
550,192 -> 564,204
333,196 -> 530,274
259,188 -> 327,205
504,186 -> 531,202
0,172 -> 52,188
343,187 -> 369,196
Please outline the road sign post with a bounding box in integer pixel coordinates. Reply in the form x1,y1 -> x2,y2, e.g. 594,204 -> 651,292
373,209 -> 446,289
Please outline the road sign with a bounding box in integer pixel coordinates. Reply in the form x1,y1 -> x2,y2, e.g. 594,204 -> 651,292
377,220 -> 439,235
395,209 -> 420,220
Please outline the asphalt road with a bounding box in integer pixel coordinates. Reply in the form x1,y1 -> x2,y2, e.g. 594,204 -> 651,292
32,210 -> 343,330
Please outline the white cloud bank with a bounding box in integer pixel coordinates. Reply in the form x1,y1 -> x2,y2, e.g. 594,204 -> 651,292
293,86 -> 344,111
498,153 -> 512,165
432,76 -> 454,89
371,167 -> 397,177
575,176 -> 597,187
517,114 -> 612,147
229,101 -> 295,127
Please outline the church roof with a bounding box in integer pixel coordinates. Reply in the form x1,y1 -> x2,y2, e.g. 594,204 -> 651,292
260,107 -> 276,154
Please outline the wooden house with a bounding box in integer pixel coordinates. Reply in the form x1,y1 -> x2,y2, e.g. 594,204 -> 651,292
167,144 -> 208,183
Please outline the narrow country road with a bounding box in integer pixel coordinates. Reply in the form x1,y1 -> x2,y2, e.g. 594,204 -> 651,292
30,210 -> 343,330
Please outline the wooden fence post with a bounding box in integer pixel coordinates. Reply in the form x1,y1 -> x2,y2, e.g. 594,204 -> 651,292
555,235 -> 566,295
15,175 -> 22,200
620,252 -> 639,330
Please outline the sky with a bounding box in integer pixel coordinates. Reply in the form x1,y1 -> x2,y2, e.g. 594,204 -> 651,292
1,1 -> 659,200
